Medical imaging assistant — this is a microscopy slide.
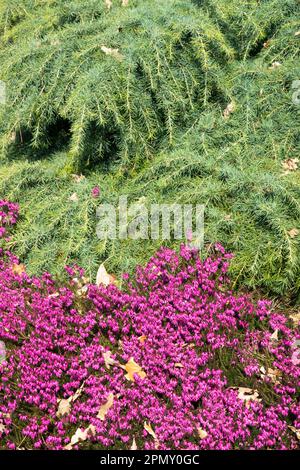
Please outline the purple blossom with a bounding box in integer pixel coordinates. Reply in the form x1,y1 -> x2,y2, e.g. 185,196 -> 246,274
0,200 -> 299,450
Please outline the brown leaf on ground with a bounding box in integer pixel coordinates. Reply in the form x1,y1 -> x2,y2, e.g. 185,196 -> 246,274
130,437 -> 137,450
174,363 -> 184,368
288,228 -> 299,238
281,158 -> 299,173
101,46 -> 123,61
269,61 -> 282,69
97,393 -> 114,421
103,350 -> 118,369
71,174 -> 85,183
270,329 -> 279,341
11,263 -> 26,275
96,264 -> 116,287
56,382 -> 85,418
288,426 -> 300,440
223,101 -> 235,119
144,422 -> 159,449
65,426 -> 94,450
197,428 -> 208,439
122,357 -> 146,381
138,335 -> 147,344
105,0 -> 112,9
69,192 -> 79,202
260,366 -> 281,384
289,312 -> 300,326
232,387 -> 261,407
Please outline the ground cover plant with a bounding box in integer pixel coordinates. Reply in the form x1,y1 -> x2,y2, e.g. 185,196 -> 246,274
0,0 -> 300,452
0,200 -> 299,450
0,0 -> 300,298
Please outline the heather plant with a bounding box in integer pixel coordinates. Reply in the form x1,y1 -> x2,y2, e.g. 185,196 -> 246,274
0,0 -> 300,297
0,201 -> 299,450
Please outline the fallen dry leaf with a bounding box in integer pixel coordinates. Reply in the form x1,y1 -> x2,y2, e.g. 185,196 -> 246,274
0,341 -> 6,364
56,398 -> 71,418
57,382 -> 85,418
105,0 -> 112,9
65,427 -> 90,450
69,192 -> 79,203
138,335 -> 147,344
288,228 -> 299,238
71,174 -> 85,183
122,0 -> 129,5
288,425 -> 300,440
270,329 -> 279,341
144,422 -> 159,449
223,101 -> 235,119
281,158 -> 299,173
130,437 -> 137,450
263,40 -> 271,48
269,61 -> 282,69
11,263 -> 26,275
0,423 -> 6,434
289,312 -> 300,326
260,366 -> 281,384
174,363 -> 184,368
197,428 -> 208,439
96,264 -> 116,287
101,46 -> 123,61
103,350 -> 118,369
122,357 -> 146,382
97,393 -> 114,421
295,31 -> 300,36
233,387 -> 261,407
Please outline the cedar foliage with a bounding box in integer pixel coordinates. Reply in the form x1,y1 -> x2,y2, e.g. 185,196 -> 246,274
0,0 -> 300,298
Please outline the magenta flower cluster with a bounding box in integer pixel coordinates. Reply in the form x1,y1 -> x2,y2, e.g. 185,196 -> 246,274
0,201 -> 299,450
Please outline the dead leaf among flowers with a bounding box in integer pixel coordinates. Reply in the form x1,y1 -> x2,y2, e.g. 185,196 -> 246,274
289,312 -> 300,326
144,422 -> 159,449
281,158 -> 299,172
65,426 -> 95,450
223,101 -> 235,119
122,357 -> 146,381
174,363 -> 184,368
288,425 -> 300,440
122,0 -> 129,6
101,46 -> 123,61
103,350 -> 118,369
197,428 -> 208,439
233,387 -> 261,407
260,366 -> 281,384
96,263 -> 116,287
11,263 -> 26,275
0,423 -> 6,434
56,382 -> 85,418
288,228 -> 299,238
138,335 -> 147,344
295,31 -> 300,36
130,437 -> 137,450
97,393 -> 114,421
270,329 -> 279,341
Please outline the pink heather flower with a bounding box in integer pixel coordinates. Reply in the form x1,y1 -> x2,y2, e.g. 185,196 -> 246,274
91,186 -> 100,198
0,200 -> 299,451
